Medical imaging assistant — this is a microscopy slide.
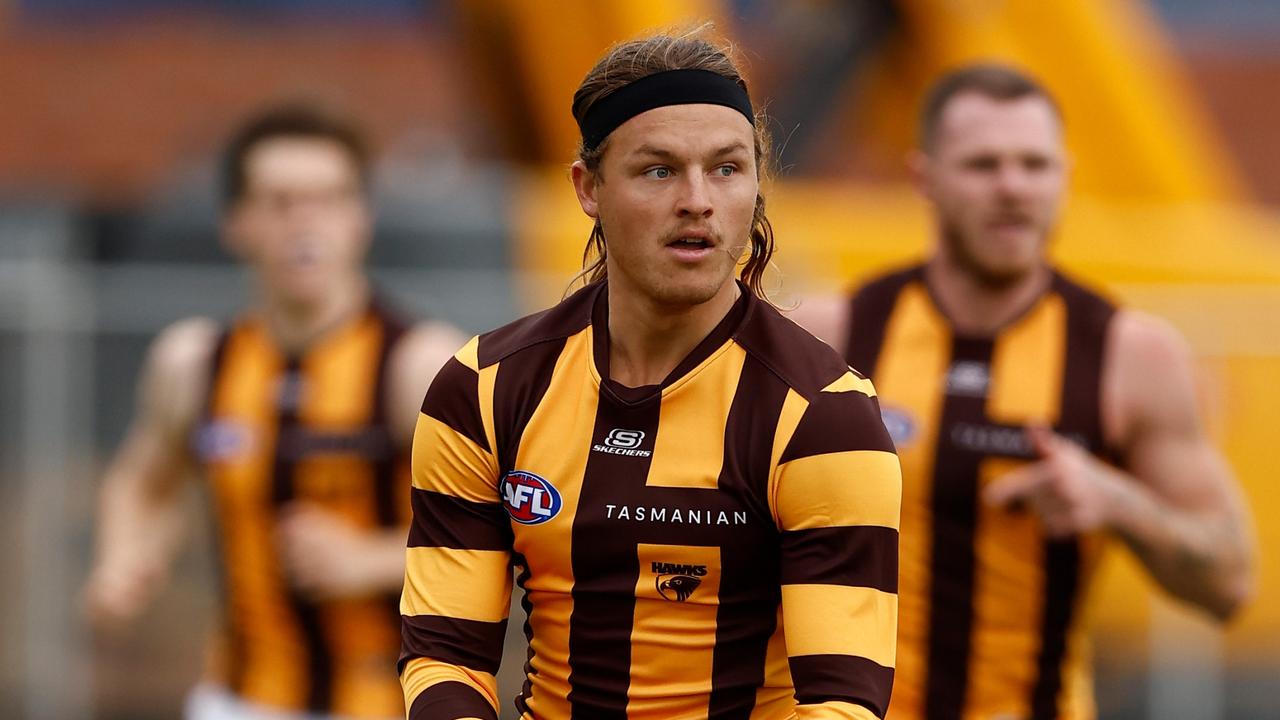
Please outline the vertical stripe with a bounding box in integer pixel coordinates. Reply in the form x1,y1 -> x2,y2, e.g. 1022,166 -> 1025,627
200,326 -> 242,693
708,357 -> 788,719
1030,277 -> 1114,718
630,543 -> 723,714
845,266 -> 921,377
968,457 -> 1044,718
493,338 -> 568,474
369,313 -> 409,634
507,330 -> 597,720
985,295 -> 1066,427
206,324 -> 303,706
969,296 -> 1067,717
371,312 -> 408,529
870,282 -> 951,718
271,355 -> 334,713
567,392 -> 662,719
924,336 -> 994,720
513,553 -> 537,719
1031,540 -> 1080,720
648,344 -> 747,489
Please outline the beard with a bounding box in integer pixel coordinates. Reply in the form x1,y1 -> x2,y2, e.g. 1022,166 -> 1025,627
939,221 -> 1045,290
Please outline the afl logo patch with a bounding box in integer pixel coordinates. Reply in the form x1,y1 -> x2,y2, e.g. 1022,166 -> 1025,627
192,420 -> 252,461
500,471 -> 562,525
879,406 -> 916,449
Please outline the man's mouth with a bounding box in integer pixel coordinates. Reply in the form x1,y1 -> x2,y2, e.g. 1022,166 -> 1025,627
668,237 -> 712,250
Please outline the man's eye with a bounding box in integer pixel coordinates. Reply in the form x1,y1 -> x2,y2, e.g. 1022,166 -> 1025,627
715,165 -> 736,177
645,167 -> 672,179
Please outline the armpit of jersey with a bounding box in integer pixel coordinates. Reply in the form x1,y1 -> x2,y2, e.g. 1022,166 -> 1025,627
772,385 -> 902,719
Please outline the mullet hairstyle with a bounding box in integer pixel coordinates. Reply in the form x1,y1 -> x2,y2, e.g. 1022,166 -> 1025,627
570,28 -> 776,299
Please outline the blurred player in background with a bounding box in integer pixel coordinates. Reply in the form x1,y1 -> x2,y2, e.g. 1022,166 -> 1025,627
792,64 -> 1256,720
399,29 -> 901,720
82,102 -> 465,720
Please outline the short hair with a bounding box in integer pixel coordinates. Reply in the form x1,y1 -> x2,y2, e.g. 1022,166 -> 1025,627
570,27 -> 775,299
919,64 -> 1062,150
220,101 -> 371,207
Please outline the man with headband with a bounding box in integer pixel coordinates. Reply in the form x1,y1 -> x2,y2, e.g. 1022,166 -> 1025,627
398,30 -> 902,720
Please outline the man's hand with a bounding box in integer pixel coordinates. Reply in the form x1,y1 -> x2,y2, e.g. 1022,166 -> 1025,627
82,555 -> 169,637
983,425 -> 1128,538
277,503 -> 405,600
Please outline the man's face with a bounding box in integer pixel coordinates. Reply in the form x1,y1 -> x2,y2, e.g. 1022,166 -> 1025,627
573,103 -> 759,308
917,93 -> 1066,286
224,137 -> 370,306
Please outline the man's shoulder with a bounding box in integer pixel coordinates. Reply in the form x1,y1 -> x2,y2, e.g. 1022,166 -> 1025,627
850,263 -> 925,303
473,283 -> 598,368
1051,268 -> 1118,320
151,316 -> 223,378
736,296 -> 865,400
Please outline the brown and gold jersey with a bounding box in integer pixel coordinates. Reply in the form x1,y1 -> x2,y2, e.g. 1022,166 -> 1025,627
195,303 -> 410,718
843,265 -> 1116,720
400,282 -> 902,720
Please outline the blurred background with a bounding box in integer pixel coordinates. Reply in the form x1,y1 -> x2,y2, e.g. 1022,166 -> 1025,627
0,0 -> 1277,718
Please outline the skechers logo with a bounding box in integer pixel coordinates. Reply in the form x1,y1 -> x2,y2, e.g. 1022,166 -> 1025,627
499,471 -> 562,525
592,429 -> 652,457
651,562 -> 706,602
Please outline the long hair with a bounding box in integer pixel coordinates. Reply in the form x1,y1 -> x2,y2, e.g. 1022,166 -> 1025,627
569,27 -> 775,299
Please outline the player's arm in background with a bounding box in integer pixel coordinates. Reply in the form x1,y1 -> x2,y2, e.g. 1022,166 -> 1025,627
987,310 -> 1256,621
771,371 -> 901,720
82,318 -> 218,633
400,336 -> 512,720
1099,311 -> 1255,619
277,320 -> 467,600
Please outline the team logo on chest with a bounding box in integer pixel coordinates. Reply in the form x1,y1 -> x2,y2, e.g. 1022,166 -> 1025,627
652,562 -> 706,602
499,470 -> 563,525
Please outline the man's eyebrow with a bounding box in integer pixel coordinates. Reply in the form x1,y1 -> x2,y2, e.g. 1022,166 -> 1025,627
630,142 -> 751,160
710,142 -> 750,157
632,144 -> 678,161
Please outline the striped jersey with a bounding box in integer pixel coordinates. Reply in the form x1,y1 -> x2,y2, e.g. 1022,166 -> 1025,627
400,281 -> 902,720
195,303 -> 410,717
843,265 -> 1116,720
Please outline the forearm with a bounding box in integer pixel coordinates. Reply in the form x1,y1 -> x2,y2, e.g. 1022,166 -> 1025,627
94,468 -> 187,572
1105,470 -> 1253,621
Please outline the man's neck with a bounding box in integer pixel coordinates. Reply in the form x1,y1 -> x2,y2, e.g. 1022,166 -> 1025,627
606,280 -> 740,388
256,274 -> 370,355
925,256 -> 1051,337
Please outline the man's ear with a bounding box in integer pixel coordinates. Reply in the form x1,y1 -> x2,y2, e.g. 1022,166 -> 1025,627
906,149 -> 933,201
570,160 -> 600,220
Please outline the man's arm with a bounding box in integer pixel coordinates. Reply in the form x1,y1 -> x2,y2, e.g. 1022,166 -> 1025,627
772,373 -> 901,719
277,319 -> 468,600
400,336 -> 512,720
82,318 -> 218,632
986,311 -> 1255,621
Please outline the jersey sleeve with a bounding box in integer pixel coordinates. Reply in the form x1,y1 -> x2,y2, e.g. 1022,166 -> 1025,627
771,371 -> 901,719
400,337 -> 513,720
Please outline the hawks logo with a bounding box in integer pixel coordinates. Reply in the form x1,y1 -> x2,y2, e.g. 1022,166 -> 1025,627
499,471 -> 562,525
652,562 -> 706,602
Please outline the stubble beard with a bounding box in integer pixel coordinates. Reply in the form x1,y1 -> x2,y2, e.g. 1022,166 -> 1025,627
941,222 -> 1044,291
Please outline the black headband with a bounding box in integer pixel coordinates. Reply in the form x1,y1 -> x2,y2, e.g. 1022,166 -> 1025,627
574,69 -> 754,151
